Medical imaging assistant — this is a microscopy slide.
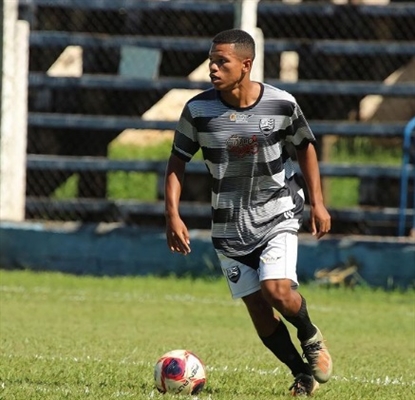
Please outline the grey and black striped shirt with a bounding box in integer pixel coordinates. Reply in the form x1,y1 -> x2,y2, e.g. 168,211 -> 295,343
172,83 -> 316,257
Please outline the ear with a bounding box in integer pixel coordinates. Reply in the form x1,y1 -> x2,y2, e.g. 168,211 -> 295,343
242,58 -> 252,73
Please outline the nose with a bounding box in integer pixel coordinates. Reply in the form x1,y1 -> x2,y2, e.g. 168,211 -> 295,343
209,61 -> 218,72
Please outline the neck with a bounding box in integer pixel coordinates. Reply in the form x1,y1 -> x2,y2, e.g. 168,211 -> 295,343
220,81 -> 261,109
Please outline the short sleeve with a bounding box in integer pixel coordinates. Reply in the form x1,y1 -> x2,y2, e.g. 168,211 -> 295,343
171,103 -> 200,162
284,102 -> 316,149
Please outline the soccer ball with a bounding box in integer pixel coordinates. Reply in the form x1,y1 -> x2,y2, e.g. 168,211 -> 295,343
154,349 -> 207,395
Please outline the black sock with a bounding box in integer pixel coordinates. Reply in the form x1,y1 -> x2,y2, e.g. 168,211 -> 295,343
283,295 -> 317,342
260,320 -> 311,377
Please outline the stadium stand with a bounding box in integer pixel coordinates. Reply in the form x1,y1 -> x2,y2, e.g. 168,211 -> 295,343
18,0 -> 415,236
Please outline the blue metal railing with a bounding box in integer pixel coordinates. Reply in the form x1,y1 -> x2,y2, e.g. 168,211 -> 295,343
398,117 -> 415,236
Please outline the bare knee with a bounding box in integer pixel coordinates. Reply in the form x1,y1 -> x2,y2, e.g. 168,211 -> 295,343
261,279 -> 301,315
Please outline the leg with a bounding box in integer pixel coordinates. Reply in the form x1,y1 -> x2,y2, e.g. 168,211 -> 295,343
261,278 -> 316,342
217,252 -> 310,379
258,233 -> 333,384
242,290 -> 312,377
241,288 -> 276,337
260,278 -> 300,316
259,232 -> 317,341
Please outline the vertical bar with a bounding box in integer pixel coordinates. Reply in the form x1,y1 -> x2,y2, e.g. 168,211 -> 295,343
234,0 -> 263,83
0,0 -> 29,221
398,116 -> 415,236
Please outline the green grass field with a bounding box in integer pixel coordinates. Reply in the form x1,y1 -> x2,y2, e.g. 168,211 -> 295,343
1,270 -> 414,400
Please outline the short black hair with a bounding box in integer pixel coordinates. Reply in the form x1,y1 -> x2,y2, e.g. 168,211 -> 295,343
212,29 -> 255,59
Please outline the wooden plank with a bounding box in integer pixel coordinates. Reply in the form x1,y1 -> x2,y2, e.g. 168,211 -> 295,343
24,197 -> 414,223
19,0 -> 415,16
28,112 -> 177,131
19,0 -> 234,12
27,112 -> 408,137
309,40 -> 415,56
29,32 -> 214,52
26,155 -> 410,179
28,73 -> 415,96
259,2 -> 415,17
28,74 -> 212,91
26,155 -> 168,173
29,32 -> 415,56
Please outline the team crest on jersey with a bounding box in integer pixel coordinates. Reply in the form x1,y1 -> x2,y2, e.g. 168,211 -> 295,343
259,118 -> 275,136
226,266 -> 241,283
229,112 -> 252,124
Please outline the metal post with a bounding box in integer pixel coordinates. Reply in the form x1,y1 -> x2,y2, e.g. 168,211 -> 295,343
234,0 -> 264,83
398,116 -> 415,236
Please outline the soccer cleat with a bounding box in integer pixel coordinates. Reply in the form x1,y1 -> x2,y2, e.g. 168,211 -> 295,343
289,373 -> 319,397
301,325 -> 333,383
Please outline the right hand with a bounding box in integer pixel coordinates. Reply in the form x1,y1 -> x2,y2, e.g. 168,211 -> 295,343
166,215 -> 191,255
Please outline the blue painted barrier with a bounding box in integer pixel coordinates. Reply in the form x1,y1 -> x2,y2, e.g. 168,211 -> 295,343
1,222 -> 414,289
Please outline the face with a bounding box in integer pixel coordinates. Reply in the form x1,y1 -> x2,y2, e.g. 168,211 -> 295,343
208,43 -> 251,92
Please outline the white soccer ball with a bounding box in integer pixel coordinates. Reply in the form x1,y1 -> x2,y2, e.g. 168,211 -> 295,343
154,349 -> 207,395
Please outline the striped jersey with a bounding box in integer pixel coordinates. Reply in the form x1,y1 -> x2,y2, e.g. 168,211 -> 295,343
171,83 -> 316,257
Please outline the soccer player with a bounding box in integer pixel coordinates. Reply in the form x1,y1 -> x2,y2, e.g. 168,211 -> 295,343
164,29 -> 333,396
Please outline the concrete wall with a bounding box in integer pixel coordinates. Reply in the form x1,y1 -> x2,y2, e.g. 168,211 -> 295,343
0,221 -> 414,289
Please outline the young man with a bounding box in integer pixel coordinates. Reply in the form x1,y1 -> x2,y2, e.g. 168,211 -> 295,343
164,29 -> 333,396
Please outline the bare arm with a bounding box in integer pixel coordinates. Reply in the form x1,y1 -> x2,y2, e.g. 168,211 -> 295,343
164,153 -> 191,254
296,143 -> 331,239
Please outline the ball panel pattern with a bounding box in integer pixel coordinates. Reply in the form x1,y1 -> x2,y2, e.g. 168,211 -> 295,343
162,357 -> 186,380
154,349 -> 207,395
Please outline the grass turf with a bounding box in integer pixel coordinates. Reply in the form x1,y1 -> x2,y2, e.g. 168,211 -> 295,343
0,270 -> 414,399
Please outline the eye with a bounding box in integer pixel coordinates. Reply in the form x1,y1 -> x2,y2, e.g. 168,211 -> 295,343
209,57 -> 226,66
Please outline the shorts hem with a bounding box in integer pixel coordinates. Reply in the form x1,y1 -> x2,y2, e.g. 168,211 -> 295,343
230,285 -> 261,300
260,276 -> 299,288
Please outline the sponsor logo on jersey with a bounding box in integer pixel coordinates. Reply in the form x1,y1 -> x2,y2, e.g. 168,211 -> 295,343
226,134 -> 258,157
229,112 -> 253,124
226,266 -> 241,283
259,118 -> 275,136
